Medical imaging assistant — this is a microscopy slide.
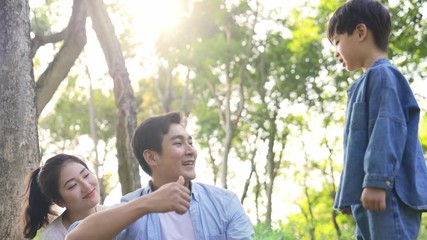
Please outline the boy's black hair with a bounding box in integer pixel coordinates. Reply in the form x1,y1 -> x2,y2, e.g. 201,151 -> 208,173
327,0 -> 391,52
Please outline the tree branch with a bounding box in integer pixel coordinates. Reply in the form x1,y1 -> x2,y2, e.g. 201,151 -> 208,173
31,29 -> 68,58
35,0 -> 87,117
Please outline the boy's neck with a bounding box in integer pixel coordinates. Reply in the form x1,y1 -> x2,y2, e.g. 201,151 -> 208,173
361,51 -> 388,72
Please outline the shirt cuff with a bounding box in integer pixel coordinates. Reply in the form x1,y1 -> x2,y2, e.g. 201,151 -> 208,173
362,175 -> 393,189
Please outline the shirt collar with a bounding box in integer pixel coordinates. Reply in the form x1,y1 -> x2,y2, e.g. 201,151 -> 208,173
147,180 -> 197,201
370,57 -> 389,69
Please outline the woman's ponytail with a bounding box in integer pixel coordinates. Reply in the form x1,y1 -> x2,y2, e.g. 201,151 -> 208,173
21,168 -> 53,239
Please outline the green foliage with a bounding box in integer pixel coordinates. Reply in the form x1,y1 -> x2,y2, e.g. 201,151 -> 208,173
419,114 -> 427,153
254,222 -> 291,240
419,214 -> 427,239
39,80 -> 88,144
134,78 -> 163,117
387,0 -> 427,68
33,232 -> 40,240
39,78 -> 116,145
263,7 -> 326,107
318,0 -> 345,21
193,102 -> 223,148
284,186 -> 355,239
31,0 -> 65,35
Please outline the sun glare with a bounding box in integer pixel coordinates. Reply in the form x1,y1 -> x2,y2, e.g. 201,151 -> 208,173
130,0 -> 183,33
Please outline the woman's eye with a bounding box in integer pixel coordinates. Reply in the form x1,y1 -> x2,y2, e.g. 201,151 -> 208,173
84,173 -> 90,178
68,184 -> 76,190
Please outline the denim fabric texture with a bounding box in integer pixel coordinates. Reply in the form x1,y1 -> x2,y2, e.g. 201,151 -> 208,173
351,188 -> 421,240
334,58 -> 427,210
116,181 -> 254,240
334,58 -> 427,239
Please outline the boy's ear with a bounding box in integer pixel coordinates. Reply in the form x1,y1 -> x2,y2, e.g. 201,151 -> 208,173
143,149 -> 158,166
356,23 -> 368,40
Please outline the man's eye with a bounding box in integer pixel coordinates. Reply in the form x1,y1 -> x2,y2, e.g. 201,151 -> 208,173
335,40 -> 340,46
84,173 -> 90,178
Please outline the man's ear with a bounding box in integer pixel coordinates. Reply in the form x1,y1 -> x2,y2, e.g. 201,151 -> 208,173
356,23 -> 368,40
143,149 -> 158,166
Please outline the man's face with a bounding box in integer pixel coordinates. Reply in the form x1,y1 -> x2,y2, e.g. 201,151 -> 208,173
151,123 -> 197,187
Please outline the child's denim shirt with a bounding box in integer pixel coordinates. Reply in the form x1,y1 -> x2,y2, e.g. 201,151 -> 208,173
334,58 -> 427,211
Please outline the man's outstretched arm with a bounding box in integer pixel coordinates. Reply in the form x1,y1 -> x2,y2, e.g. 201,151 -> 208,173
66,177 -> 190,240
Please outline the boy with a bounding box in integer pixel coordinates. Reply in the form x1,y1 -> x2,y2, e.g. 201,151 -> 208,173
327,0 -> 427,239
66,112 -> 254,239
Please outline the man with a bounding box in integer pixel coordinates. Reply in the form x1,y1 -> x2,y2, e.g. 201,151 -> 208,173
66,111 -> 254,239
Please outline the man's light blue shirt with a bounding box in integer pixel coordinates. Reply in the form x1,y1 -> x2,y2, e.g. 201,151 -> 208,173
68,181 -> 254,239
116,181 -> 254,239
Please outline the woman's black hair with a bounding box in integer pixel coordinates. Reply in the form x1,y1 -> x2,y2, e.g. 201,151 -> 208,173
21,154 -> 88,239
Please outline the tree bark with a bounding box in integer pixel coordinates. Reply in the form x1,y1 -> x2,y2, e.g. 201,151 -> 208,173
209,60 -> 244,189
35,0 -> 87,117
264,111 -> 277,227
0,0 -> 40,238
85,0 -> 140,194
154,64 -> 173,113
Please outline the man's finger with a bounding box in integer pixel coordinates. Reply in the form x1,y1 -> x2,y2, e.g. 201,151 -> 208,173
177,176 -> 185,185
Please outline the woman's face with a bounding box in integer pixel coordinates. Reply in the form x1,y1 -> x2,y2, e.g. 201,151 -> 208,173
57,161 -> 100,212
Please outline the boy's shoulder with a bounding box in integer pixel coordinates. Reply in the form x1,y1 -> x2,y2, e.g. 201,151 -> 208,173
368,58 -> 391,69
366,58 -> 401,77
363,58 -> 410,90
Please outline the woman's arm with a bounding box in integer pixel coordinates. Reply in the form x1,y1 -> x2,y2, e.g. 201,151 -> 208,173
66,177 -> 190,240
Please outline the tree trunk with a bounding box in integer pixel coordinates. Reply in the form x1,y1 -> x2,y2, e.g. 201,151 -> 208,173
85,0 -> 140,194
35,0 -> 87,117
303,150 -> 316,240
216,61 -> 244,189
0,0 -> 40,238
322,117 -> 341,238
265,113 -> 277,227
86,66 -> 108,203
220,116 -> 234,189
154,64 -> 173,113
263,107 -> 286,227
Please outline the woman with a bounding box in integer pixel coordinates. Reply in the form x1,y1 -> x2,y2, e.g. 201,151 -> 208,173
21,154 -> 104,239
